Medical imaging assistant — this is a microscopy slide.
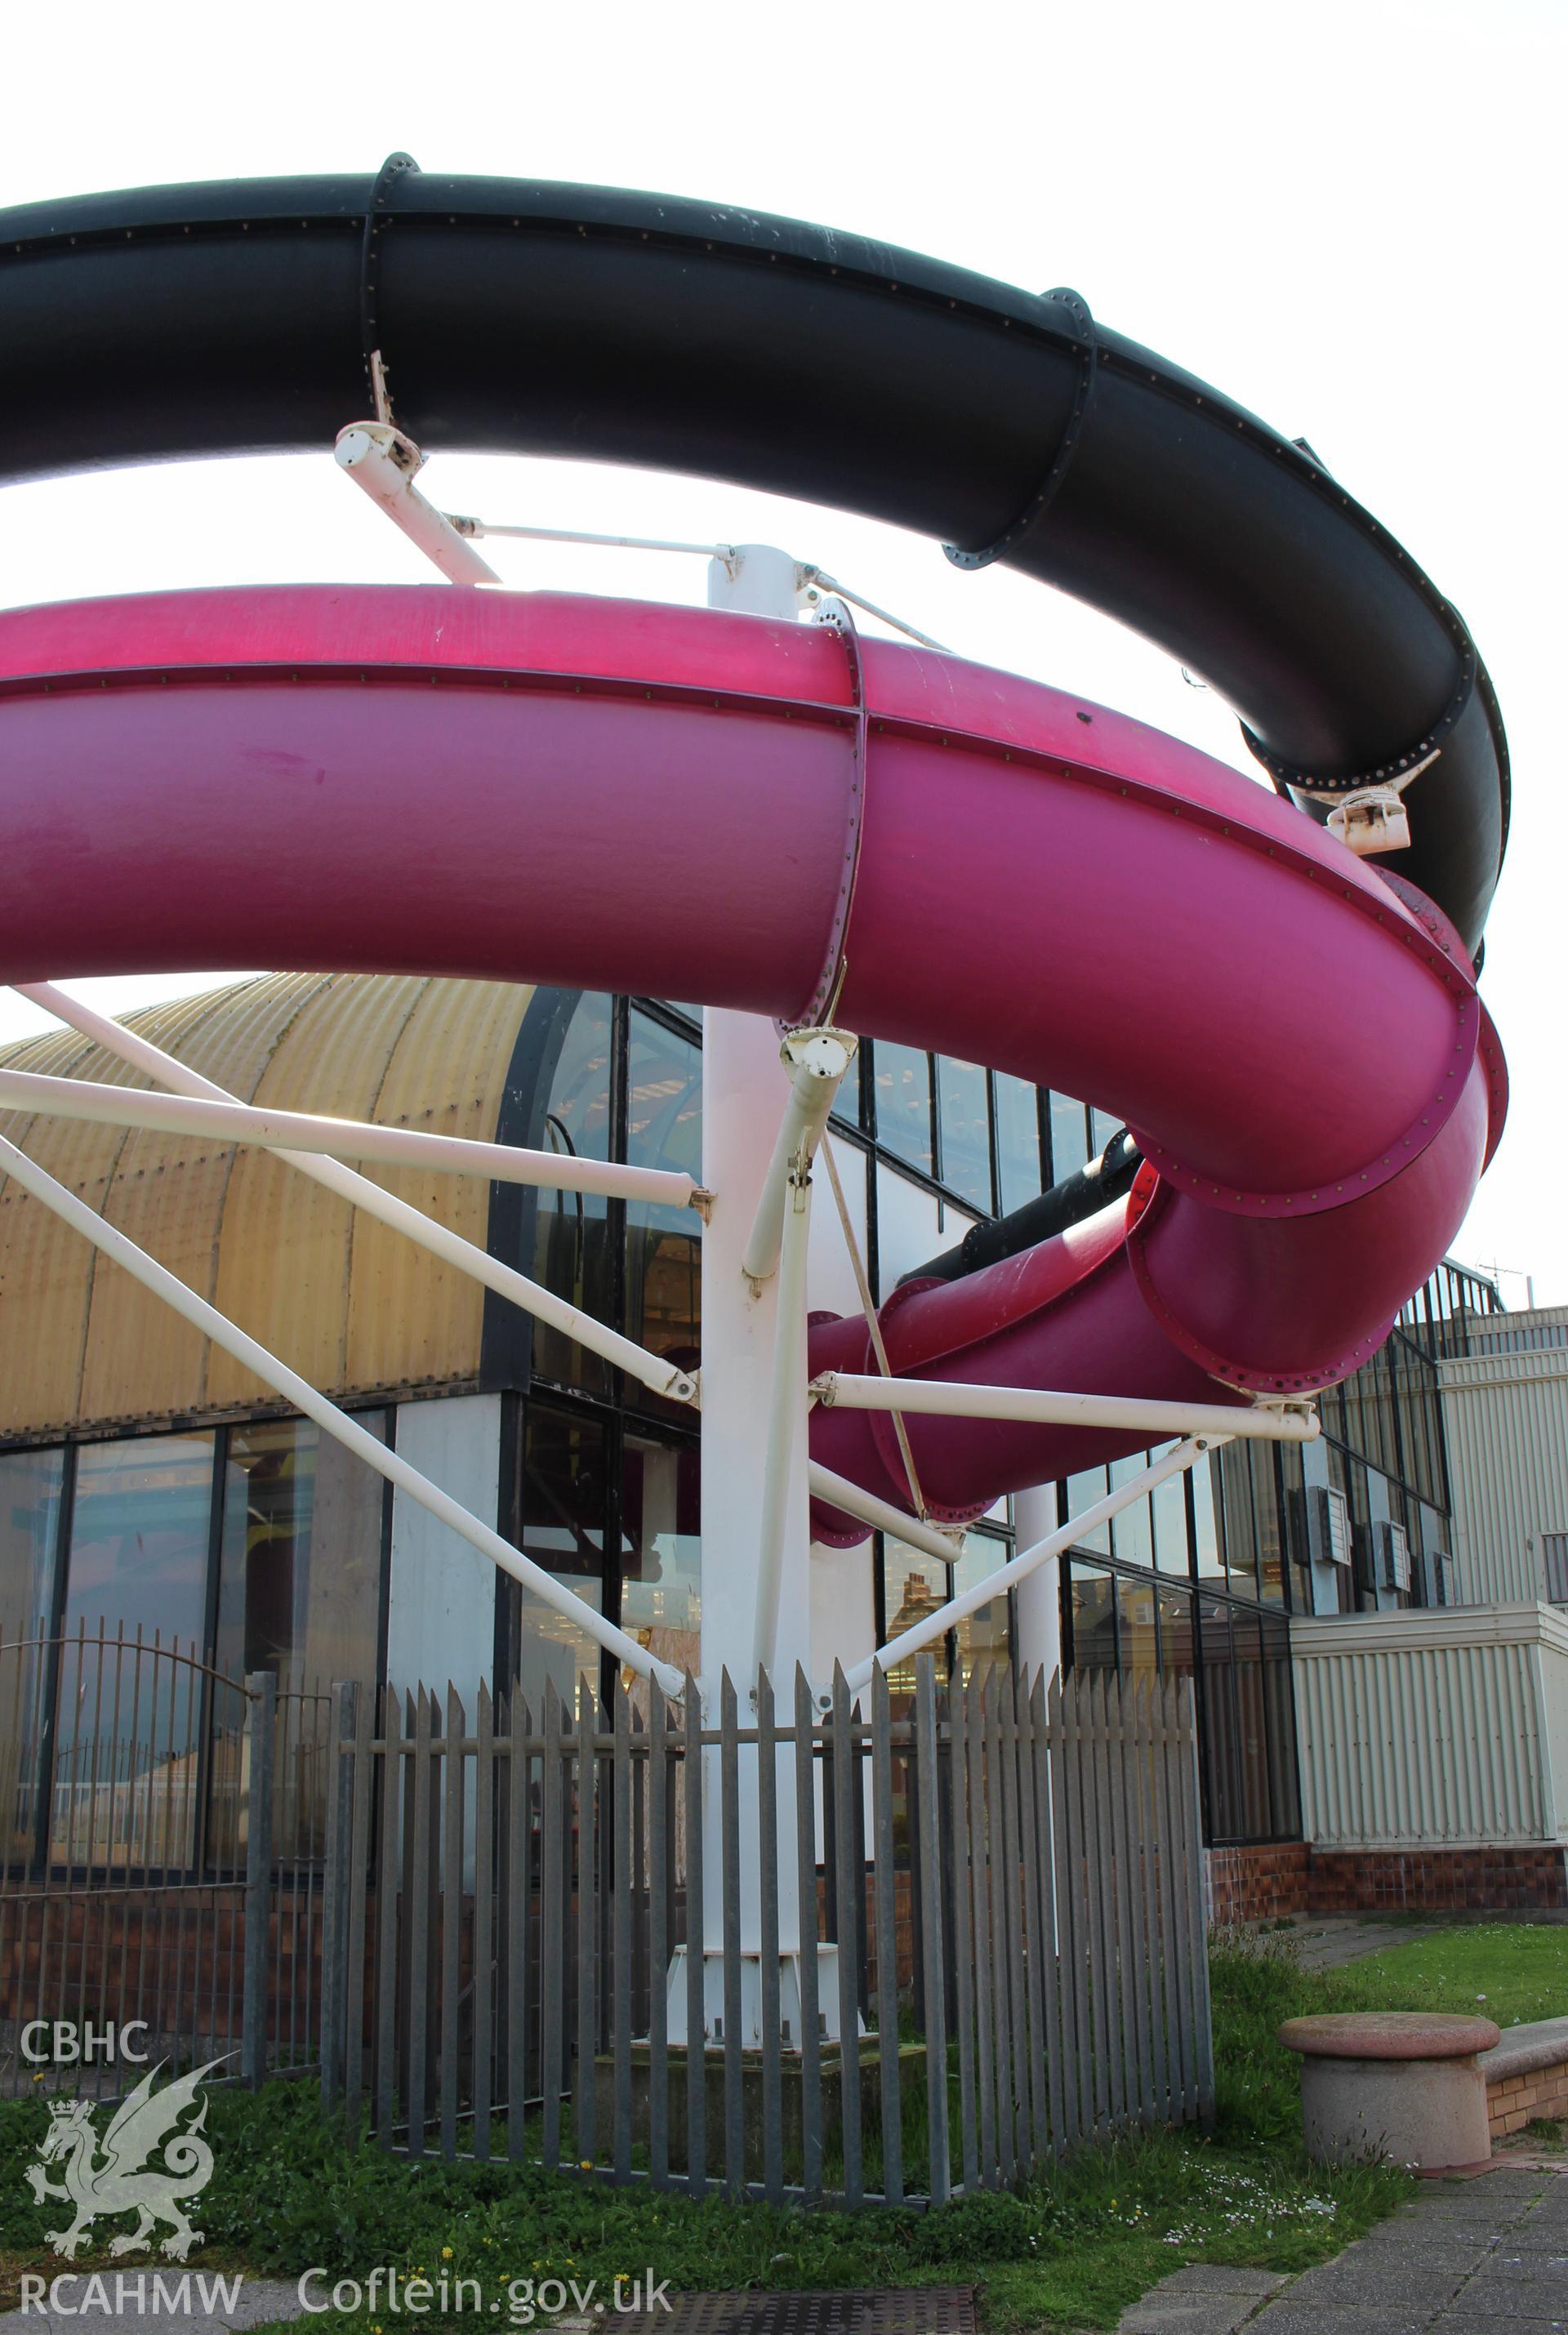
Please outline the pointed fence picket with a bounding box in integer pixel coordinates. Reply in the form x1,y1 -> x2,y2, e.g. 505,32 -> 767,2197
316,1661 -> 1212,2205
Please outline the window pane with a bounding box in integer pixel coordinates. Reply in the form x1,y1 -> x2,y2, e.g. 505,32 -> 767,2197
216,1415 -> 385,1859
509,1406 -> 608,1715
626,1009 -> 702,1366
1152,1459 -> 1190,1576
1231,1609 -> 1272,1838
938,1058 -> 992,1212
0,1446 -> 62,1634
831,1042 -> 863,1130
58,1436 -> 215,1870
1116,1571 -> 1159,1682
1089,1107 -> 1121,1159
1250,1446 -> 1285,1606
532,994 -> 616,1392
1192,1457 -> 1223,1578
1198,1597 -> 1241,1839
994,1074 -> 1043,1216
1109,1455 -> 1154,1571
951,1530 -> 1012,1682
1069,1560 -> 1116,1672
1262,1610 -> 1300,1833
620,1435 -> 700,1683
1066,1466 -> 1111,1555
875,1042 -> 933,1175
1276,1440 -> 1311,1614
1156,1584 -> 1195,1687
880,1539 -> 951,1700
1215,1442 -> 1260,1598
65,1436 -> 212,1649
1049,1093 -> 1089,1183
217,1416 -> 385,1692
0,1449 -> 63,1859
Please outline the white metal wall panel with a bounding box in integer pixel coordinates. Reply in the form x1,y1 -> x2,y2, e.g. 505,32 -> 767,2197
1537,1638 -> 1568,1843
1439,1332 -> 1568,1606
874,1159 -> 954,1290
385,1392 -> 503,1696
1293,1606 -> 1568,1846
806,1135 -> 869,1326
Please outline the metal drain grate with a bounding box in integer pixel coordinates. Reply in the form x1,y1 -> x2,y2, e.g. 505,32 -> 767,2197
612,2291 -> 977,2335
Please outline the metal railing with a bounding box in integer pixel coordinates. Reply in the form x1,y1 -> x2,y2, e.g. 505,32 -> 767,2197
0,1625 -> 332,2096
318,1661 -> 1212,2205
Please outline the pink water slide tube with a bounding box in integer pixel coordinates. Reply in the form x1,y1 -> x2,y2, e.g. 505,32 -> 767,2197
0,583 -> 1507,1536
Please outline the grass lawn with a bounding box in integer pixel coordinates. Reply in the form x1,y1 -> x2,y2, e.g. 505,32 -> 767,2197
1323,1921 -> 1568,2030
5,1929 -> 1527,2335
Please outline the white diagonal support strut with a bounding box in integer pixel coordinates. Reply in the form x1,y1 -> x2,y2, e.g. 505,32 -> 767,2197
0,1128 -> 685,1700
808,1459 -> 964,1569
336,421 -> 501,585
810,1373 -> 1319,1443
11,983 -> 697,1406
0,1063 -> 702,1209
844,1435 -> 1228,1693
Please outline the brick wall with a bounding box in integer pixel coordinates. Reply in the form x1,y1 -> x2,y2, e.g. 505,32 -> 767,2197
1206,1843 -> 1312,1927
1489,2061 -> 1568,2140
1308,1845 -> 1568,1915
1206,1842 -> 1568,1927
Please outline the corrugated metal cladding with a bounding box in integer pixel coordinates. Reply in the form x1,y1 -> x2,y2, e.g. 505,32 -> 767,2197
1439,1317 -> 1568,1606
1293,1607 -> 1568,1847
0,974 -> 535,1441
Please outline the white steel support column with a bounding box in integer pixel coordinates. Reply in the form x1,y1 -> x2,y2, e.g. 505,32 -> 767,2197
675,1004 -> 822,2042
668,542 -> 830,2046
699,1022 -> 817,1747
697,543 -> 819,1727
1013,1484 -> 1062,1689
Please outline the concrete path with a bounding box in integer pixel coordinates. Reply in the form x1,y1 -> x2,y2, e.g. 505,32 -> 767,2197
0,2274 -> 305,2333
1265,1917 -> 1446,1972
1120,2165 -> 1568,2333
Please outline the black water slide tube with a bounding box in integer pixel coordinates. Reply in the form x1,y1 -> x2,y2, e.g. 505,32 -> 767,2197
0,164 -> 1509,954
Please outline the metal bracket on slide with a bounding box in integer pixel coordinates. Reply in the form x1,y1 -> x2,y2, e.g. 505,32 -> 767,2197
1325,786 -> 1412,857
942,287 -> 1098,570
795,592 -> 869,1030
359,150 -> 421,424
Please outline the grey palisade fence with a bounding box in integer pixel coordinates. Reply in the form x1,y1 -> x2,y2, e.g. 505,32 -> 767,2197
317,1660 -> 1213,2205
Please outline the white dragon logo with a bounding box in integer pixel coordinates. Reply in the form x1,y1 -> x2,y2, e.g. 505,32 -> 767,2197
24,2058 -> 224,2261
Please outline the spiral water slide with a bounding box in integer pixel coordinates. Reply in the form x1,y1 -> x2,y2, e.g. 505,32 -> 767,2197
0,169 -> 1511,1542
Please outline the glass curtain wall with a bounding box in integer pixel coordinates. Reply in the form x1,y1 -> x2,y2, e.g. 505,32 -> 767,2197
2,986 -> 1488,1863
0,1419 -> 390,1875
0,1448 -> 64,1862
495,994 -> 703,1709
1054,1249 -> 1477,1842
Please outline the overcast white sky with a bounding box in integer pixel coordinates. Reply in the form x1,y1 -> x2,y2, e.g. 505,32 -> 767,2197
2,0 -> 1562,1303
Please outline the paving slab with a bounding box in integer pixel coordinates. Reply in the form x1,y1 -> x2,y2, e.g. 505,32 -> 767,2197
1116,2296 -> 1260,2333
1283,2260 -> 1471,2308
1159,2267 -> 1286,2295
1214,2307 -> 1437,2335
1433,2322 -> 1568,2334
1116,2266 -> 1285,2333
1343,2239 -> 1499,2271
1266,1918 -> 1446,1972
0,2277 -> 305,2335
1119,2166 -> 1568,2333
1455,2288 -> 1568,2325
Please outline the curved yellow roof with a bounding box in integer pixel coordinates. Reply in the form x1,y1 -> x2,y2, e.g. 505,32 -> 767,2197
0,974 -> 535,1442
